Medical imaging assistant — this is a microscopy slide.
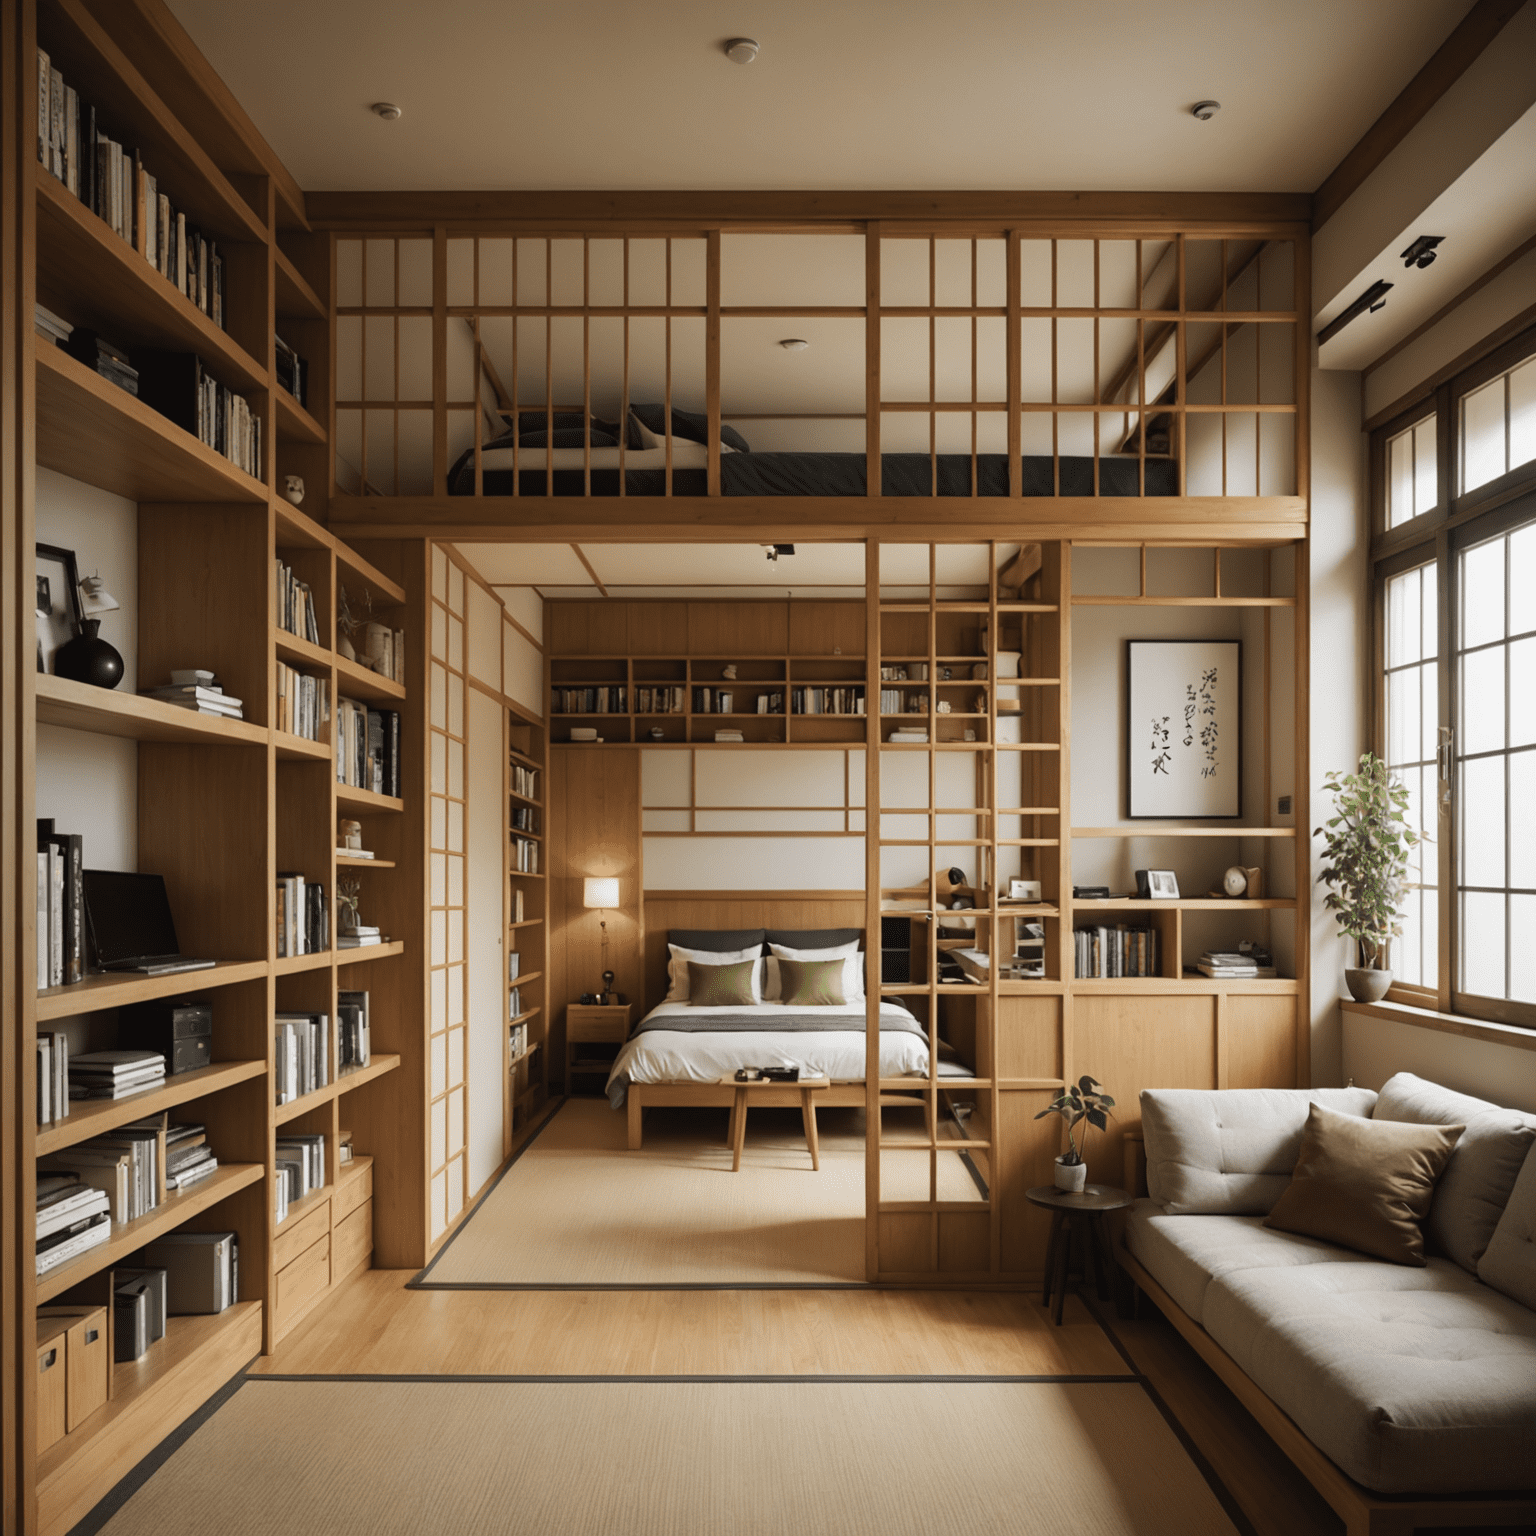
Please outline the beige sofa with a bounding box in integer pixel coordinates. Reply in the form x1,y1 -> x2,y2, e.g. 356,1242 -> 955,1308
1116,1074 -> 1536,1536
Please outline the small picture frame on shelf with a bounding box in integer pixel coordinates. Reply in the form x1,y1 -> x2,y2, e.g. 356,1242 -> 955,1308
1136,868 -> 1181,900
35,543 -> 81,674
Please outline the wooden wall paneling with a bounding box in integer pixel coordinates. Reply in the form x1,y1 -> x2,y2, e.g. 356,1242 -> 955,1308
626,601 -> 687,656
877,1212 -> 930,1274
1225,994 -> 1302,1089
788,601 -> 865,657
996,1091 -> 1060,1274
687,601 -> 787,657
938,1211 -> 991,1275
992,995 -> 1064,1081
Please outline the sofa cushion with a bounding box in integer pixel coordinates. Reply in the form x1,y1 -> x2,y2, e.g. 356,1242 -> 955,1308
1121,1200 -> 1377,1323
1373,1071 -> 1536,1273
1140,1087 -> 1378,1214
1202,1257 -> 1536,1493
1480,1139 -> 1536,1309
1263,1103 -> 1463,1266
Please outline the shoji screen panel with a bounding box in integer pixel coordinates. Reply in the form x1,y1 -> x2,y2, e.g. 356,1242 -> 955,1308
428,547 -> 469,1239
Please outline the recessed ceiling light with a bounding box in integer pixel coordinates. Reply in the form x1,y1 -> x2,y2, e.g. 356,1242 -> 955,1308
371,102 -> 402,120
1191,100 -> 1220,121
779,338 -> 809,351
725,38 -> 759,65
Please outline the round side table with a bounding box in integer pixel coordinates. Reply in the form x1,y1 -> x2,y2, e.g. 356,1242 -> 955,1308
1024,1184 -> 1133,1326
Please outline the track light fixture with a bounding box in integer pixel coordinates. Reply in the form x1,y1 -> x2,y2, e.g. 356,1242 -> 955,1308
1400,235 -> 1444,270
1317,280 -> 1393,346
764,544 -> 796,562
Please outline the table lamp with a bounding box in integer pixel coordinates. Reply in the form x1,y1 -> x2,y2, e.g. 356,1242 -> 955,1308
583,877 -> 620,1002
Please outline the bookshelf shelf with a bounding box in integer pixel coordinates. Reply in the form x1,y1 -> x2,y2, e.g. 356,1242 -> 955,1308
274,731 -> 330,763
509,970 -> 544,986
273,628 -> 331,670
274,950 -> 333,975
35,345 -> 267,506
275,387 -> 325,445
336,940 -> 405,965
508,917 -> 544,929
334,548 -> 407,606
1072,977 -> 1302,995
35,1162 -> 264,1305
337,854 -> 395,869
1072,897 -> 1296,911
35,1058 -> 266,1157
275,247 -> 325,320
37,960 -> 269,1023
274,500 -> 333,551
335,1053 -> 402,1096
36,168 -> 267,393
334,654 -> 407,702
508,1008 -> 542,1031
35,672 -> 266,747
335,784 -> 404,814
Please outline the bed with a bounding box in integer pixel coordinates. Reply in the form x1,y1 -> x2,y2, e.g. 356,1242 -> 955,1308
609,926 -> 975,1150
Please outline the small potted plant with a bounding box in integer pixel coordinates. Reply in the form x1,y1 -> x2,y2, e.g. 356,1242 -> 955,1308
1316,752 -> 1419,1003
1035,1075 -> 1114,1192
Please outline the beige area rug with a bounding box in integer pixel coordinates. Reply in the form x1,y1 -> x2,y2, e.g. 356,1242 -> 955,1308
419,1097 -> 981,1288
97,1378 -> 1237,1536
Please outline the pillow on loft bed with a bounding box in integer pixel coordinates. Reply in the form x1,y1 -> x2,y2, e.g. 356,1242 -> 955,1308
630,404 -> 752,454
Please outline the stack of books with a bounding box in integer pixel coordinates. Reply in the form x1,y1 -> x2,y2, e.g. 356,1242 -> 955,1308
65,329 -> 138,396
338,990 -> 370,1070
338,925 -> 383,950
1196,950 -> 1277,979
141,670 -> 243,720
165,1123 -> 218,1191
274,1012 -> 329,1104
888,728 -> 929,743
41,1120 -> 161,1223
510,1021 -> 530,1058
35,1030 -> 70,1124
36,1174 -> 111,1278
69,1050 -> 166,1102
35,818 -> 84,988
34,302 -> 71,348
713,729 -> 745,743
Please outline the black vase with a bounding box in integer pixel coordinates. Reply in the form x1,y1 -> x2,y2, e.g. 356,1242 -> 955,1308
54,619 -> 124,690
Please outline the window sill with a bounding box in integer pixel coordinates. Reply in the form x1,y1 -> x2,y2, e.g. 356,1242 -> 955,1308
1340,998 -> 1536,1053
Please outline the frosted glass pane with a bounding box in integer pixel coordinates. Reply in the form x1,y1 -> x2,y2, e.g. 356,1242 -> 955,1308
433,544 -> 448,601
431,1097 -> 447,1169
430,1172 -> 446,1240
431,662 -> 448,729
448,1027 -> 465,1087
1462,378 -> 1505,492
448,852 -> 464,906
430,1031 -> 447,1095
1420,886 -> 1439,990
1461,539 -> 1504,649
447,1162 -> 464,1220
1415,422 -> 1437,516
1421,663 -> 1438,764
431,731 -> 447,794
1460,755 -> 1505,888
1388,428 -> 1414,527
1511,752 -> 1536,889
431,910 -> 446,965
1511,360 -> 1536,475
448,1085 -> 464,1151
1512,895 -> 1536,1002
1386,569 -> 1419,667
449,800 -> 464,852
431,795 -> 447,848
449,909 -> 464,964
430,852 -> 446,905
1510,638 -> 1535,748
1422,562 -> 1438,659
1459,647 -> 1503,758
1388,664 -> 1418,764
1460,891 -> 1505,997
448,963 -> 465,1024
1511,524 -> 1536,638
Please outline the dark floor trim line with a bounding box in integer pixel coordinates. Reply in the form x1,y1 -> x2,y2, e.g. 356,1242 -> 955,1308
247,1371 -> 1140,1385
408,1095 -> 568,1287
66,1361 -> 255,1536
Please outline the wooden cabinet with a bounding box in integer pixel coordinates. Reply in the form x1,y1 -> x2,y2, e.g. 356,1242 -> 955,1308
565,1004 -> 634,1092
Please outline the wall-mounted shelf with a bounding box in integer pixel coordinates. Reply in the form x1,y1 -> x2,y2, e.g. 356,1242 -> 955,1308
35,672 -> 266,747
37,961 -> 268,1023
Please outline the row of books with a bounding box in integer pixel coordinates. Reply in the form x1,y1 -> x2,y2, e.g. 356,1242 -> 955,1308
1196,950 -> 1278,979
888,728 -> 929,743
880,664 -> 931,681
791,687 -> 865,715
511,763 -> 539,800
275,1012 -> 329,1105
336,700 -> 402,798
35,1031 -> 69,1124
164,1122 -> 219,1192
36,1174 -> 109,1277
276,875 -> 327,959
274,332 -> 307,406
40,1117 -> 161,1236
37,50 -> 226,329
878,690 -> 929,714
140,668 -> 243,719
70,1049 -> 166,1102
357,622 -> 407,684
339,990 -> 371,1070
1074,925 -> 1162,979
510,806 -> 536,833
132,352 -> 260,478
36,818 -> 83,989
339,925 -> 385,950
512,835 -> 539,874
552,686 -> 626,714
509,987 -> 525,1021
277,663 -> 329,741
634,686 -> 685,714
276,560 -> 320,643
509,1021 -> 530,1057
275,1134 -> 325,1222
692,688 -> 758,714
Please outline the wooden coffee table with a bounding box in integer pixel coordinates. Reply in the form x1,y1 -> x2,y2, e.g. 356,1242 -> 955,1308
718,1076 -> 831,1171
1024,1183 -> 1133,1325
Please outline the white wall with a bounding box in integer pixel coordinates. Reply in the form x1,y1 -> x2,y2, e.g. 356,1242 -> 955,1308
1341,1015 -> 1536,1115
465,686 -> 505,1194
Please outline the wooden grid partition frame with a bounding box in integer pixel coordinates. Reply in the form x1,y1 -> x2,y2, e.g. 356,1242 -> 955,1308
328,225 -> 1306,506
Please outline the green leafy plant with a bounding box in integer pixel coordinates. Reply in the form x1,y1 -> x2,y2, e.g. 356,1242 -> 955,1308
1315,751 -> 1419,971
1034,1075 -> 1115,1166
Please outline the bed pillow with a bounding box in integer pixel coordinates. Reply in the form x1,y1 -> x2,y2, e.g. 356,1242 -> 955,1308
685,958 -> 758,1008
765,941 -> 863,1004
765,929 -> 862,951
518,428 -> 619,450
668,928 -> 766,954
777,957 -> 848,1007
630,404 -> 751,454
665,942 -> 764,1003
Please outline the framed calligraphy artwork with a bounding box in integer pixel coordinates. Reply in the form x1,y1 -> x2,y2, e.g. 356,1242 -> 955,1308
1126,639 -> 1241,818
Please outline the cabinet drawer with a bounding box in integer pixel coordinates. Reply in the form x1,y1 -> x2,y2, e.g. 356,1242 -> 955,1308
35,1330 -> 67,1457
567,1010 -> 628,1042
275,1233 -> 330,1335
332,1162 -> 372,1224
273,1196 -> 331,1271
332,1199 -> 373,1281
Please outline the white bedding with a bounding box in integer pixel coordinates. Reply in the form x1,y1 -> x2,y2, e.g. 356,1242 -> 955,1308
605,1000 -> 962,1107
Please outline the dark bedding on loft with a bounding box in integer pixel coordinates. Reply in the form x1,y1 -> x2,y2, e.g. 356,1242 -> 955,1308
446,451 -> 1178,498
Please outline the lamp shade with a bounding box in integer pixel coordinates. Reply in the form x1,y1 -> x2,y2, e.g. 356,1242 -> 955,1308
583,877 -> 620,910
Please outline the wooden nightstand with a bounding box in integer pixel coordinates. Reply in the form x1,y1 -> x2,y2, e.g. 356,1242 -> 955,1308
565,1003 -> 633,1093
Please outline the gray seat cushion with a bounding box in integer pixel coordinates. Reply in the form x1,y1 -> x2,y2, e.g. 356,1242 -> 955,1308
1202,1256 -> 1536,1494
1480,1137 -> 1536,1310
1121,1200 -> 1378,1322
1373,1072 -> 1536,1272
1140,1087 -> 1378,1214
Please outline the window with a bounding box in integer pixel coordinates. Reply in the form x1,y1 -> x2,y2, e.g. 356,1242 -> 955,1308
1372,325 -> 1536,1026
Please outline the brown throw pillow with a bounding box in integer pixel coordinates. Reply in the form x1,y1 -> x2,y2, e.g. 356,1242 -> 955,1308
778,957 -> 847,1007
1263,1103 -> 1464,1265
685,958 -> 757,1007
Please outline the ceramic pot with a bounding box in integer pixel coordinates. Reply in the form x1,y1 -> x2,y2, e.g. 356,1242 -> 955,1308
1345,967 -> 1392,1003
1054,1156 -> 1088,1193
53,619 -> 123,689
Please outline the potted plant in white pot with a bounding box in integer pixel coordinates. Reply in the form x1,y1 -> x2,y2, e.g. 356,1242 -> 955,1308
1035,1076 -> 1114,1192
1316,751 -> 1419,1003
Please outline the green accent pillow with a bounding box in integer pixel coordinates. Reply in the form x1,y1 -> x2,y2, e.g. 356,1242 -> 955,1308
778,957 -> 847,1007
685,958 -> 758,1007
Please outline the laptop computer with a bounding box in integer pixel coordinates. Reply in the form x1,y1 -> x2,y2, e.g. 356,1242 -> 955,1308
82,870 -> 217,975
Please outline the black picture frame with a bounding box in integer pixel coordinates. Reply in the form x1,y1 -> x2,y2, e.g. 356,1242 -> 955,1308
35,543 -> 81,675
1125,638 -> 1242,818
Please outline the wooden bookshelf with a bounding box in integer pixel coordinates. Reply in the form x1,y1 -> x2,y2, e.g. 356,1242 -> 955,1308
506,697 -> 549,1143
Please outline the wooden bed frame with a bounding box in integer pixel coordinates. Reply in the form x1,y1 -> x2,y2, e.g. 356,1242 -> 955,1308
626,1081 -> 931,1150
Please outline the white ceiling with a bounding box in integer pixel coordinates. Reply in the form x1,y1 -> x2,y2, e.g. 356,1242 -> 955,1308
166,0 -> 1470,193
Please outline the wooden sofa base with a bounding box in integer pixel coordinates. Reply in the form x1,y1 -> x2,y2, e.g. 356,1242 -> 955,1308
627,1082 -> 925,1150
1116,1249 -> 1536,1536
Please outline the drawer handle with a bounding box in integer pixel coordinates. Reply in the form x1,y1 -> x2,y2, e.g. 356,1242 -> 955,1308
40,1348 -> 57,1371
85,1328 -> 100,1345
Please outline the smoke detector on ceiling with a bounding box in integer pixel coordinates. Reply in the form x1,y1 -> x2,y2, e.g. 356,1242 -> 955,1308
1191,100 -> 1221,121
371,102 -> 402,121
725,38 -> 760,64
